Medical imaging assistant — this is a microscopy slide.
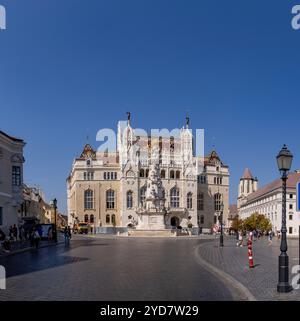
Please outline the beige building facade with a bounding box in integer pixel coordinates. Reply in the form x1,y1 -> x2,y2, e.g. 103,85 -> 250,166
67,117 -> 230,234
237,169 -> 300,237
0,131 -> 25,233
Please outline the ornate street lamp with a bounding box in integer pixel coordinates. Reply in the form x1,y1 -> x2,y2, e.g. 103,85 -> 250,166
276,144 -> 293,293
220,202 -> 224,247
236,214 -> 239,241
51,198 -> 58,243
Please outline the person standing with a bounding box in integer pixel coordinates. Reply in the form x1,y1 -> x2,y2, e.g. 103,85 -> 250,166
64,227 -> 70,245
67,226 -> 72,241
268,231 -> 273,245
33,228 -> 40,249
13,224 -> 18,241
18,225 -> 24,243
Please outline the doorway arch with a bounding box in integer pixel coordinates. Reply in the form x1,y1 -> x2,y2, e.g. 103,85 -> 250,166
171,216 -> 180,228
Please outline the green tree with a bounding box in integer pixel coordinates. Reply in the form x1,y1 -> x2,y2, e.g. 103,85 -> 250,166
242,213 -> 272,233
230,218 -> 244,232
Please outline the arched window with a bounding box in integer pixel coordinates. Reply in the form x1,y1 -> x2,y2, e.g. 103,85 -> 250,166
84,214 -> 89,223
176,171 -> 180,179
84,189 -> 93,210
170,187 -> 180,208
139,169 -> 145,178
214,193 -> 222,211
170,170 -> 175,179
197,193 -> 204,211
214,177 -> 217,184
140,186 -> 146,206
187,192 -> 193,209
112,214 -> 116,225
106,189 -> 115,209
127,191 -> 133,209
161,170 -> 166,179
200,215 -> 204,224
106,214 -> 110,224
90,214 -> 94,224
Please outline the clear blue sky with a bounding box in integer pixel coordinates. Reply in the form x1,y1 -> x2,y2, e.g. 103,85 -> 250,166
1,0 -> 300,213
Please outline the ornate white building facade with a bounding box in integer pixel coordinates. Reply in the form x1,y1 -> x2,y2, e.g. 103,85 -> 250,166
237,169 -> 300,237
0,130 -> 25,233
67,116 -> 230,234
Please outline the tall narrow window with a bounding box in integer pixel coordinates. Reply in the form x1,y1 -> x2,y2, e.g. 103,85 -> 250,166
170,136 -> 174,152
214,193 -> 222,212
200,215 -> 204,224
112,214 -> 116,225
140,169 -> 145,178
176,171 -> 180,179
84,214 -> 89,223
127,191 -> 133,209
106,189 -> 115,209
197,193 -> 204,211
84,189 -> 94,209
106,214 -> 110,224
140,186 -> 146,206
12,166 -> 21,186
187,192 -> 193,209
170,187 -> 180,208
170,170 -> 175,179
161,170 -> 166,179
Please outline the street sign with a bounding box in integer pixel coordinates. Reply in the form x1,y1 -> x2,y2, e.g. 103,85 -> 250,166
297,182 -> 300,212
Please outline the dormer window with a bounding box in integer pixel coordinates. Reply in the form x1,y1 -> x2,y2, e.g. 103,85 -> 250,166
86,159 -> 91,167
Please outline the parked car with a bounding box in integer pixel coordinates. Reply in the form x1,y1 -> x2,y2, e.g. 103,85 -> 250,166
73,223 -> 89,234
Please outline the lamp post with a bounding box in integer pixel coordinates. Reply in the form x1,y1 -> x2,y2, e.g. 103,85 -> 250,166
236,214 -> 239,241
52,198 -> 58,243
220,202 -> 224,247
276,144 -> 293,293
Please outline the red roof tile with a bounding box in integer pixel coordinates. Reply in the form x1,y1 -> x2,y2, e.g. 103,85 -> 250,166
246,172 -> 300,203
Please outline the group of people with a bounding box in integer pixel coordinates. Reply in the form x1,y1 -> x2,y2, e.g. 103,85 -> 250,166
64,226 -> 72,245
236,230 -> 277,247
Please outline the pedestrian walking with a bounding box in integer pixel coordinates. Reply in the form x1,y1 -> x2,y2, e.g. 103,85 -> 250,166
18,225 -> 24,243
13,224 -> 18,241
0,228 -> 6,253
30,227 -> 40,249
47,226 -> 53,242
268,231 -> 273,245
64,227 -> 70,245
33,228 -> 40,249
237,232 -> 243,247
67,226 -> 72,240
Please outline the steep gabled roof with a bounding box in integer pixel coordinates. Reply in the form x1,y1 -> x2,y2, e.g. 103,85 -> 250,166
79,144 -> 96,160
205,150 -> 223,166
241,168 -> 254,180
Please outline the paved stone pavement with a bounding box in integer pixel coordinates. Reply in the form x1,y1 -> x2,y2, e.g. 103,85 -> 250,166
0,235 -> 235,301
197,236 -> 300,301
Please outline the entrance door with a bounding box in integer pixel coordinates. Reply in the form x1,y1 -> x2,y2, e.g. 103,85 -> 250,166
171,216 -> 180,228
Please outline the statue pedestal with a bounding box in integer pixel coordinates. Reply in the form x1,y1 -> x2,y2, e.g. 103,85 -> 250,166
137,210 -> 166,230
128,229 -> 176,237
